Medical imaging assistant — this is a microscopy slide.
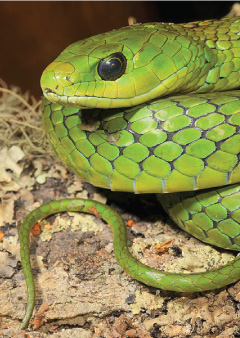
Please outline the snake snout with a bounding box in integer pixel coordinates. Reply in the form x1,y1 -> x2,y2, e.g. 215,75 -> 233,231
41,61 -> 77,95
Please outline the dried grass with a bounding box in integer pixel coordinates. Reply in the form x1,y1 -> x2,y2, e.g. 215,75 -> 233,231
0,79 -> 54,159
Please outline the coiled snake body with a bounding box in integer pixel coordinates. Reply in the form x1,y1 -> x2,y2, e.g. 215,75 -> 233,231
20,16 -> 240,328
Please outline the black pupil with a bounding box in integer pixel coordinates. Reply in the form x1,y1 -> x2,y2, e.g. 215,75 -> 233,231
98,52 -> 126,81
106,58 -> 121,76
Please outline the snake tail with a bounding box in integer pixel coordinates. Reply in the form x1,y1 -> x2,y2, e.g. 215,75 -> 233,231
19,198 -> 240,329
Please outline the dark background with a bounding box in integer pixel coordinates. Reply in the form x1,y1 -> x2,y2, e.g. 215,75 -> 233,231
0,1 -> 235,98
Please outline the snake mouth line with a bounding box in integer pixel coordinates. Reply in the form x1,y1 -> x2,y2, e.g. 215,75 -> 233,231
43,89 -> 136,110
44,88 -> 97,100
43,89 -> 92,108
43,89 -> 157,111
42,77 -> 174,109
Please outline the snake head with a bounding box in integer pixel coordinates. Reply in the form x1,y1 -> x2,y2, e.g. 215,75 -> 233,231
41,23 -> 207,109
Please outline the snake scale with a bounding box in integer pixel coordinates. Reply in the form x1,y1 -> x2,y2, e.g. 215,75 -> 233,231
19,16 -> 240,329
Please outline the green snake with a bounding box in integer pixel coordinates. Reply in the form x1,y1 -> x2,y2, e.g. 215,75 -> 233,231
19,16 -> 240,329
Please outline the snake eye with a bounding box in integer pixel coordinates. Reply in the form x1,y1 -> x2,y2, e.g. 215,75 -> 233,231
98,52 -> 127,81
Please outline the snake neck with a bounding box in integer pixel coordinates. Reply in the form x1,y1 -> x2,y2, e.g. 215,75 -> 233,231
147,16 -> 240,94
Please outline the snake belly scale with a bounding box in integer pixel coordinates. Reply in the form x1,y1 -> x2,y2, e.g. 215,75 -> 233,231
19,16 -> 240,329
